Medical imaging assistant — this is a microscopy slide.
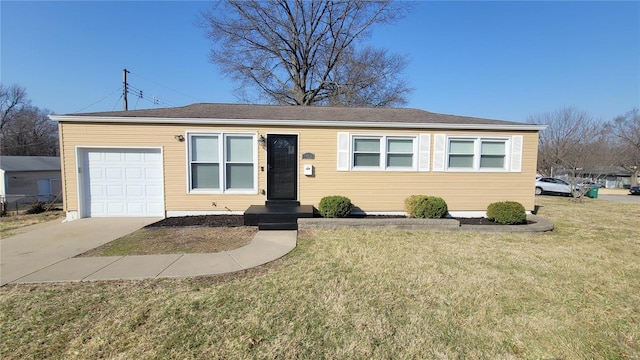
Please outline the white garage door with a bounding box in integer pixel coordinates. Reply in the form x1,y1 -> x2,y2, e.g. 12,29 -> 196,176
82,148 -> 164,217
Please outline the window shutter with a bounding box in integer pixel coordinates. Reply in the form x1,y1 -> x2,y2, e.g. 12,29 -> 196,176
510,135 -> 523,172
337,132 -> 350,171
432,134 -> 446,171
418,134 -> 430,172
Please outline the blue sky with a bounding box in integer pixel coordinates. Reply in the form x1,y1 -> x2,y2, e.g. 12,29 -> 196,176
1,1 -> 638,123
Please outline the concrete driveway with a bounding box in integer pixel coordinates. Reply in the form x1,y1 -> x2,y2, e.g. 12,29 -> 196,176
1,217 -> 161,286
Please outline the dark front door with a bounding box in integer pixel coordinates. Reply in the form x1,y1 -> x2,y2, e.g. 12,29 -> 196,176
267,134 -> 298,201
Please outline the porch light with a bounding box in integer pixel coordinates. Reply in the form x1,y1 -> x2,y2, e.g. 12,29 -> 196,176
258,135 -> 266,146
174,135 -> 185,142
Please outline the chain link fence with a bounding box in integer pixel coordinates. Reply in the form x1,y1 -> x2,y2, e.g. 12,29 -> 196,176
0,194 -> 63,215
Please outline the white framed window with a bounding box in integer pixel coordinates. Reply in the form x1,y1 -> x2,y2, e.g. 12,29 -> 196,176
480,140 -> 506,168
353,137 -> 381,167
448,139 -> 475,168
351,135 -> 417,170
387,138 -> 414,167
188,132 -> 257,193
446,137 -> 508,171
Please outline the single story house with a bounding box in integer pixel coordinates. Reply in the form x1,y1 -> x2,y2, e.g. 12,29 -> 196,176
50,103 -> 545,222
0,156 -> 62,203
557,166 -> 638,189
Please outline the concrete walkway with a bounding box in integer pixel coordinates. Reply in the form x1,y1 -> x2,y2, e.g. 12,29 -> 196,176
1,218 -> 296,286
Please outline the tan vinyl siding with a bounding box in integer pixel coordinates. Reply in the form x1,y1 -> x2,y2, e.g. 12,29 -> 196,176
299,128 -> 539,212
58,122 -> 68,211
59,122 -> 539,215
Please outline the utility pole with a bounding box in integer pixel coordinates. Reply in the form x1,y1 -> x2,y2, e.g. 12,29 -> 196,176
123,68 -> 130,111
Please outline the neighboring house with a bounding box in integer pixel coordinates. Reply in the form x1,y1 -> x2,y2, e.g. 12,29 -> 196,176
50,103 -> 545,221
0,156 -> 62,203
558,166 -> 638,189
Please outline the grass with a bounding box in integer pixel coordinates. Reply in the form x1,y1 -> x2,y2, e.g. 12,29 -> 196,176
1,196 -> 639,359
78,226 -> 257,257
0,209 -> 64,238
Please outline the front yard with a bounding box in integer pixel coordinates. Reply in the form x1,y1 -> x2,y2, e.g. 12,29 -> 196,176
0,209 -> 64,238
1,196 -> 638,359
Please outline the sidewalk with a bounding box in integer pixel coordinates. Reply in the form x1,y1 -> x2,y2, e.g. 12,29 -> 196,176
1,217 -> 161,286
7,230 -> 297,284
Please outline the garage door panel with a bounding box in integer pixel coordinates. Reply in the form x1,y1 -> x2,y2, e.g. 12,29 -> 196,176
107,202 -> 125,214
146,168 -> 162,179
105,152 -> 123,162
125,168 -> 142,179
88,152 -> 103,161
126,185 -> 143,196
146,185 -> 163,196
146,203 -> 164,214
83,148 -> 164,217
89,168 -> 104,179
125,152 -> 143,162
91,202 -> 105,214
107,185 -> 123,196
127,202 -> 144,214
106,168 -> 123,179
90,185 -> 105,196
145,152 -> 162,162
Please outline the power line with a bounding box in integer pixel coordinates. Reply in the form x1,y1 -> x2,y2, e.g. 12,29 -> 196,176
73,88 -> 122,113
112,94 -> 123,111
128,70 -> 203,103
126,84 -> 175,107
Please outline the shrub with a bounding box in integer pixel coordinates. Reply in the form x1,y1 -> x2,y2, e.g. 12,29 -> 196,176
405,195 -> 427,217
26,202 -> 46,215
406,195 -> 448,219
318,196 -> 353,218
417,196 -> 449,219
486,201 -> 527,225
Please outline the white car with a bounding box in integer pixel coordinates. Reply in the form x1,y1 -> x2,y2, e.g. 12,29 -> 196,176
535,177 -> 574,196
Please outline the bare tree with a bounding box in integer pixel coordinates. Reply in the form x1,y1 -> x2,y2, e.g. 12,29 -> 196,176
325,46 -> 411,107
0,84 -> 29,130
528,107 -> 606,178
609,108 -> 640,186
0,84 -> 58,156
199,0 -> 412,107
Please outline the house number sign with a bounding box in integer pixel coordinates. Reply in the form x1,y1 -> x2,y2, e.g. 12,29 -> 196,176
302,152 -> 315,159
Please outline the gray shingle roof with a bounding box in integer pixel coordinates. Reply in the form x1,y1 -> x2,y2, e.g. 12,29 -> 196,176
70,103 -> 524,126
0,156 -> 61,172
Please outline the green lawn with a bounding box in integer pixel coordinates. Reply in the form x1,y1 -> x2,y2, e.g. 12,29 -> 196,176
1,197 -> 638,359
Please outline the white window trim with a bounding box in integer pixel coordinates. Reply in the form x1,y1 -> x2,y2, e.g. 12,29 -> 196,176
350,134 -> 418,171
445,136 -> 510,172
186,131 -> 258,194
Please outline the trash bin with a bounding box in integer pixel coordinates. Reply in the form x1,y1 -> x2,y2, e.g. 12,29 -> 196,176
587,187 -> 599,199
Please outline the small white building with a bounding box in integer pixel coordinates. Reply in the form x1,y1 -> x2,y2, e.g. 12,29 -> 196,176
0,156 -> 62,203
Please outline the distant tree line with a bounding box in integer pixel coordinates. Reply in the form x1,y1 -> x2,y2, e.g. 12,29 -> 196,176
529,107 -> 640,186
0,84 -> 58,156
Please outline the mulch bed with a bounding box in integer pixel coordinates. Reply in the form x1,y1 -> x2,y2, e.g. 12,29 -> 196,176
146,215 -> 245,228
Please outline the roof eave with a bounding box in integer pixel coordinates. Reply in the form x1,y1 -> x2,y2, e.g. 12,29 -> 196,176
49,115 -> 548,131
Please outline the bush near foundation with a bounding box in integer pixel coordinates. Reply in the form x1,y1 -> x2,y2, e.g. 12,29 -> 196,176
318,196 -> 353,218
405,195 -> 426,217
406,195 -> 448,219
486,201 -> 527,225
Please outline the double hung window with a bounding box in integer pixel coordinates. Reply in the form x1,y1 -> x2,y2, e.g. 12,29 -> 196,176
352,136 -> 416,170
447,137 -> 507,170
188,133 -> 256,193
